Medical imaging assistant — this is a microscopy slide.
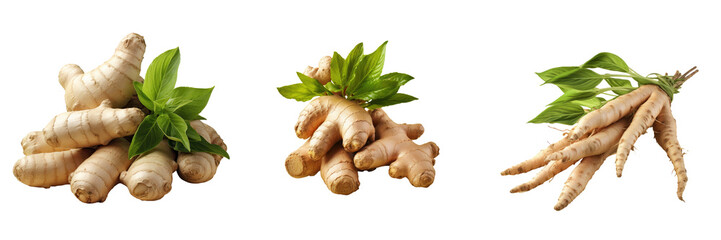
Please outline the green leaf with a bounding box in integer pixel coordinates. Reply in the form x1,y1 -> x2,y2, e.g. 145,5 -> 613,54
277,83 -> 319,102
166,98 -> 193,112
365,93 -> 418,109
324,82 -> 342,93
582,52 -> 629,73
546,68 -> 603,90
187,115 -> 206,121
529,103 -> 586,125
188,137 -> 230,159
346,42 -> 387,95
350,81 -> 399,101
605,77 -> 633,95
128,114 -> 164,158
169,87 -> 214,119
379,72 -> 414,86
297,72 -> 331,95
186,121 -> 202,141
144,48 -> 181,100
157,112 -> 190,151
536,67 -> 579,81
356,72 -> 414,96
330,52 -> 345,87
343,43 -> 364,83
572,97 -> 606,109
133,81 -> 155,112
365,41 -> 387,81
549,89 -> 600,105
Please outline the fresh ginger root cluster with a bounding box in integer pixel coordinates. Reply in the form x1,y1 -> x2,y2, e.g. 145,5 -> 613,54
284,57 -> 439,195
14,33 -> 227,203
503,68 -> 697,210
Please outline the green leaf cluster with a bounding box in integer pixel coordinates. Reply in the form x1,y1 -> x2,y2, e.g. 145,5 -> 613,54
129,48 -> 230,159
530,52 -> 680,125
277,42 -> 417,109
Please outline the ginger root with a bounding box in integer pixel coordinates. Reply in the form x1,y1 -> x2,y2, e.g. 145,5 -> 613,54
286,141 -> 359,195
21,131 -> 69,155
60,33 -> 146,111
295,95 -> 374,159
504,68 -> 697,210
320,143 -> 360,195
13,148 -> 94,188
303,56 -> 331,85
69,138 -> 132,203
285,140 -> 321,178
41,99 -> 144,149
177,121 -> 227,183
120,140 -> 177,201
354,109 -> 439,187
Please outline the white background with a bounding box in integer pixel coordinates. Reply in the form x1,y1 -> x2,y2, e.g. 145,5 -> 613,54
1,0 -> 719,239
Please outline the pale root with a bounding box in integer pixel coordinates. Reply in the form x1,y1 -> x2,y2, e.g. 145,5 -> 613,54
548,119 -> 629,163
69,138 -> 132,203
295,95 -> 374,159
615,86 -> 668,177
568,85 -> 655,141
555,146 -> 618,210
320,143 -> 359,195
501,133 -> 577,176
120,140 -> 177,201
21,131 -> 69,155
354,109 -> 439,187
42,99 -> 144,149
60,33 -> 146,111
285,140 -> 321,178
303,56 -> 331,85
14,149 -> 94,188
653,102 -> 687,200
177,121 -> 227,183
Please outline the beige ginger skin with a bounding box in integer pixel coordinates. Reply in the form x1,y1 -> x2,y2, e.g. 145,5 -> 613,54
69,138 -> 132,203
59,33 -> 146,111
13,148 -> 94,188
285,140 -> 320,178
295,95 -> 374,160
354,109 -> 439,187
21,131 -> 69,155
41,99 -> 144,149
286,141 -> 359,195
177,121 -> 227,183
303,56 -> 331,85
120,140 -> 177,201
320,143 -> 360,195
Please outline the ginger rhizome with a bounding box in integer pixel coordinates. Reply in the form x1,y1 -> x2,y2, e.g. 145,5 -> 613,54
14,33 -> 228,203
303,56 -> 331,85
279,42 -> 439,194
41,99 -> 145,149
177,121 -> 227,183
504,52 -> 696,210
354,109 -> 439,187
69,138 -> 133,203
21,131 -> 69,155
120,140 -> 177,201
14,149 -> 94,188
60,33 -> 146,111
295,95 -> 374,158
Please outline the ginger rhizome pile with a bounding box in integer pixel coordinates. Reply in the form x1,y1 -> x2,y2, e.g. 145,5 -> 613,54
14,33 -> 228,203
278,42 -> 439,195
502,52 -> 697,210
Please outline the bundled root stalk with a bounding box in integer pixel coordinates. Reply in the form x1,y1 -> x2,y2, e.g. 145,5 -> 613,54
279,42 -> 439,194
502,52 -> 697,210
13,33 -> 229,203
